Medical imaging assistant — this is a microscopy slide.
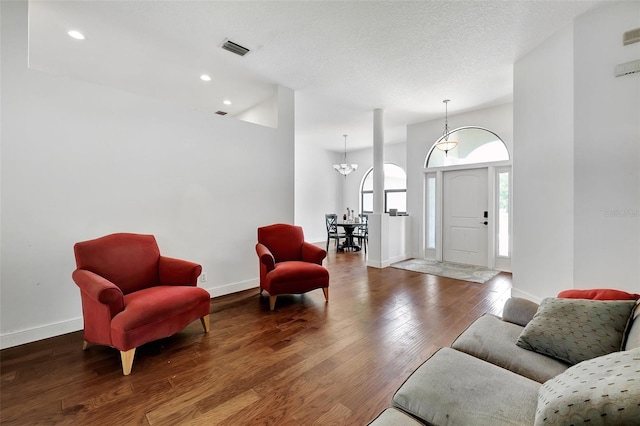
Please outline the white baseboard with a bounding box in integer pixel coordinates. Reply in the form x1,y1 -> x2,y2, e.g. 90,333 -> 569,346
366,259 -> 384,268
204,278 -> 259,298
367,254 -> 411,269
0,317 -> 84,350
1,278 -> 261,350
386,254 -> 411,266
510,287 -> 542,304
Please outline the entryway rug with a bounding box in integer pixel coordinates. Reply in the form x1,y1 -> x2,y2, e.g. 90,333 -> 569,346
391,258 -> 500,284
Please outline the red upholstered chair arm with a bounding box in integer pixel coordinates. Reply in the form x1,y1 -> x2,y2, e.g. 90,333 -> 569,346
72,269 -> 125,315
158,256 -> 202,286
256,243 -> 276,271
301,242 -> 327,265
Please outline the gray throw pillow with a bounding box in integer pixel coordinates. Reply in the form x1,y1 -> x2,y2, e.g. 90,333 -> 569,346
535,348 -> 640,425
516,298 -> 635,365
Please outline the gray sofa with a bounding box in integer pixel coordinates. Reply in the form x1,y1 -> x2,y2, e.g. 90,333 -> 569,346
369,297 -> 640,425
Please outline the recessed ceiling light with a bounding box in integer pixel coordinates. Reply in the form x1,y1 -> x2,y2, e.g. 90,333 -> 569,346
68,30 -> 85,40
200,74 -> 211,82
223,100 -> 232,105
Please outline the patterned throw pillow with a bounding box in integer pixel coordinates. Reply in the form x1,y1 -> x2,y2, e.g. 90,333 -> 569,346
516,298 -> 636,365
623,300 -> 640,350
535,348 -> 640,425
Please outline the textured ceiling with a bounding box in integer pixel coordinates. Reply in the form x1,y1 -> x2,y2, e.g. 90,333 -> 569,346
28,0 -> 605,151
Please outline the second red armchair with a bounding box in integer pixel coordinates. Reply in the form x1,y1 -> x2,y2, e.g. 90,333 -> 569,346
256,224 -> 330,310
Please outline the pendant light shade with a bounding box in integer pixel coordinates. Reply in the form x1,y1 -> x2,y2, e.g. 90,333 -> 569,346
435,99 -> 458,156
333,134 -> 358,176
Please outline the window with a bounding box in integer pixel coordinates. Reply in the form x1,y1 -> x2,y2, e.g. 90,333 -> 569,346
426,127 -> 509,168
497,169 -> 511,257
360,163 -> 407,214
426,175 -> 436,249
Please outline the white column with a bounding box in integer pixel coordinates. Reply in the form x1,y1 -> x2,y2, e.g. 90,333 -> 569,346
368,109 -> 389,268
373,109 -> 385,214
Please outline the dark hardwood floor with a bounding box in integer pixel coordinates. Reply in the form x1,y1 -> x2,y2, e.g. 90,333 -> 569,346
1,246 -> 512,425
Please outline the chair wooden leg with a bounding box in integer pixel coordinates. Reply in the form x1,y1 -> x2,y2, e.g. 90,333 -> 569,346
322,287 -> 329,302
82,340 -> 89,350
200,314 -> 210,333
269,295 -> 277,311
120,348 -> 136,376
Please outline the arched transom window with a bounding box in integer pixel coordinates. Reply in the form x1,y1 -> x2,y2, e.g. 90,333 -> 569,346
426,126 -> 509,168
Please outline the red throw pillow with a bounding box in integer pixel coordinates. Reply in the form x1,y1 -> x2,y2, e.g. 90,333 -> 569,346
558,288 -> 640,301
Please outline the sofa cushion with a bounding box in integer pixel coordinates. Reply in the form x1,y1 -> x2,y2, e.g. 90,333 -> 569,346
535,348 -> 640,426
502,297 -> 539,327
452,314 -> 570,383
516,298 -> 635,365
367,408 -> 423,426
392,347 -> 540,426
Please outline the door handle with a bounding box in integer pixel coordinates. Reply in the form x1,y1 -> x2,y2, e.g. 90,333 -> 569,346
480,221 -> 488,225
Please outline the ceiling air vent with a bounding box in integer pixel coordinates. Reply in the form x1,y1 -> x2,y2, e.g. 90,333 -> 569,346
221,39 -> 250,56
623,28 -> 640,46
215,111 -> 228,116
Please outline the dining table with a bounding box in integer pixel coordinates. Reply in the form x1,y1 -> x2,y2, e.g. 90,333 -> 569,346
336,221 -> 367,251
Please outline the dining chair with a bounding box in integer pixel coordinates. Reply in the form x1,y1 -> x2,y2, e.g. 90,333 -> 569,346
325,213 -> 346,251
354,214 -> 369,253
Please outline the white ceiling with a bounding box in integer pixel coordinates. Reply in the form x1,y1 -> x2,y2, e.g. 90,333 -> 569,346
27,0 -> 605,152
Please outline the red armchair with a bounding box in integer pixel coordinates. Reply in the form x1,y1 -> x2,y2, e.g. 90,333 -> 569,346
72,233 -> 211,375
256,224 -> 330,311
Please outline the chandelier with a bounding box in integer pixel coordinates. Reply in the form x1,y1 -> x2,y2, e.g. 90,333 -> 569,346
333,134 -> 358,176
435,99 -> 458,156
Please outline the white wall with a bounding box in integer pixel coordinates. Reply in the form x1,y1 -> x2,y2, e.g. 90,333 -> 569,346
512,26 -> 575,300
0,1 -> 295,348
573,2 -> 640,288
294,143 -> 344,243
513,1 -> 640,300
406,103 -> 514,258
234,93 -> 278,129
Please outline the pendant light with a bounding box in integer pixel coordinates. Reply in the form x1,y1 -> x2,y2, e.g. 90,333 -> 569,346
435,99 -> 458,156
333,134 -> 358,176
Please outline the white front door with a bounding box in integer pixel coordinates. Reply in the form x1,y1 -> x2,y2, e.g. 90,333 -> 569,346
443,168 -> 488,266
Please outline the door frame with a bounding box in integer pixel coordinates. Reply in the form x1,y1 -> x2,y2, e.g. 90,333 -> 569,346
423,160 -> 511,271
